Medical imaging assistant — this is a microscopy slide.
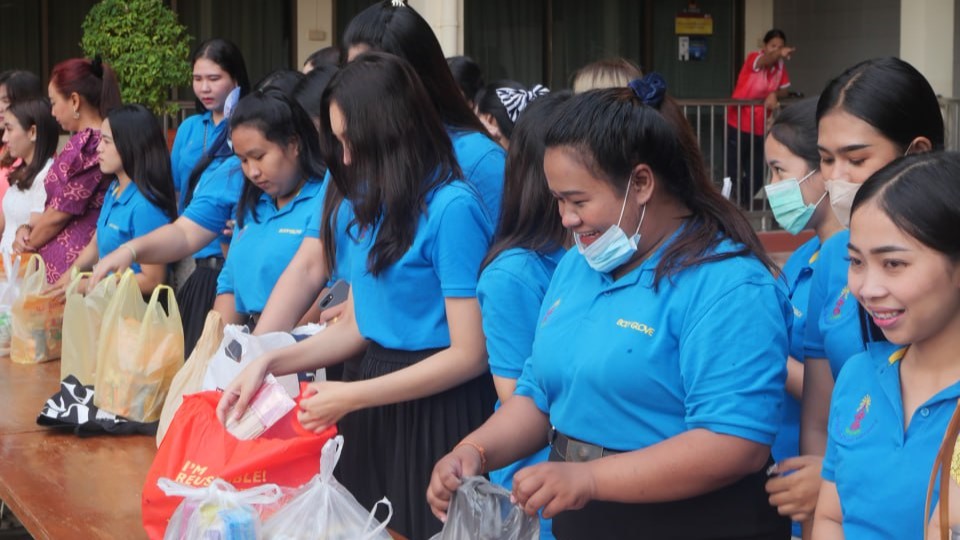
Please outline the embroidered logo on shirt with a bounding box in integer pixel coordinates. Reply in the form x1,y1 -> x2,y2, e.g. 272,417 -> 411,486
830,286 -> 851,320
616,318 -> 655,336
845,395 -> 871,437
277,228 -> 303,235
540,299 -> 560,327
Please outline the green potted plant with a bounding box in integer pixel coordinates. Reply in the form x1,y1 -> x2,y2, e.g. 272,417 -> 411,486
80,0 -> 192,117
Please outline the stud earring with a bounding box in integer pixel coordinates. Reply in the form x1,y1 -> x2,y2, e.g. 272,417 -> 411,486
73,111 -> 80,120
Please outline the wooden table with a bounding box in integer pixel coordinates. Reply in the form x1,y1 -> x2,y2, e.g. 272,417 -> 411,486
0,358 -> 155,539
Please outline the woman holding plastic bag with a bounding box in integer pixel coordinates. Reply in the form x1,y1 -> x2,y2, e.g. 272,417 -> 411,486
217,52 -> 496,540
428,76 -> 792,538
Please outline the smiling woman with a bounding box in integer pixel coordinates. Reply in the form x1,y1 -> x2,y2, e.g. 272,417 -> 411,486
812,152 -> 960,540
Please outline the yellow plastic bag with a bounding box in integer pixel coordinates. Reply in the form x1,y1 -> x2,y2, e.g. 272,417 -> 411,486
94,270 -> 184,423
157,310 -> 223,447
60,270 -> 118,384
11,254 -> 64,364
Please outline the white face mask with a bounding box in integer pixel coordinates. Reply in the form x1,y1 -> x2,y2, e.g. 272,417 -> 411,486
826,141 -> 918,227
575,184 -> 645,273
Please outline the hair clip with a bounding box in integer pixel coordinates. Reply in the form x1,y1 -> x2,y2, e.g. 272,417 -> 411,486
390,0 -> 406,7
628,73 -> 666,108
496,84 -> 550,123
90,55 -> 104,78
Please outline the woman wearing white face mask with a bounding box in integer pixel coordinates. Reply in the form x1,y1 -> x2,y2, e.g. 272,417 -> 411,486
798,57 -> 943,531
428,74 -> 794,539
761,98 -> 843,538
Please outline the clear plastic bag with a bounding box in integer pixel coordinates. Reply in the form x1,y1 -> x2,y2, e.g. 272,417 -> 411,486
430,476 -> 539,540
158,477 -> 283,540
262,435 -> 393,540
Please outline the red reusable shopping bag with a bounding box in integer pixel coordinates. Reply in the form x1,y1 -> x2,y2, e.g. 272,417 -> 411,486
141,390 -> 336,539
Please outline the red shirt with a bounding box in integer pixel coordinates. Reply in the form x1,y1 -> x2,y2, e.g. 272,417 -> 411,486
727,50 -> 791,135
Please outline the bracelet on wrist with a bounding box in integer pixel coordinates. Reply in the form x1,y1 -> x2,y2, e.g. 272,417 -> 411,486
121,243 -> 137,263
454,439 -> 487,473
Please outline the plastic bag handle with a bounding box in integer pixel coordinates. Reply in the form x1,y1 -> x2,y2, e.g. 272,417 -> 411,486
360,497 -> 393,539
146,283 -> 180,317
157,477 -> 283,505
21,253 -> 45,292
65,271 -> 93,298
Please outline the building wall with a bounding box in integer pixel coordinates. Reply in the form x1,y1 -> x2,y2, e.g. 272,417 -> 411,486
900,0 -> 954,96
743,0 -> 774,53
296,0 -> 334,67
773,0 -> 901,99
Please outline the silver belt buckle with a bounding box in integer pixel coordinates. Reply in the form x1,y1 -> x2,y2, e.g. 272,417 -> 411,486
566,438 -> 604,462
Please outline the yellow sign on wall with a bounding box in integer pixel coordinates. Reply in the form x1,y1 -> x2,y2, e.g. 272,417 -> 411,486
676,15 -> 713,35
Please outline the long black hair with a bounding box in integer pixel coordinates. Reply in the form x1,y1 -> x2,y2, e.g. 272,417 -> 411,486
320,51 -> 461,276
481,91 -> 571,271
107,104 -> 178,221
230,90 -> 326,229
184,38 -> 251,207
544,82 -> 775,288
817,57 -> 944,152
474,80 -> 524,141
293,65 -> 339,123
850,152 -> 960,344
6,98 -> 59,191
1,70 -> 46,169
341,1 -> 486,133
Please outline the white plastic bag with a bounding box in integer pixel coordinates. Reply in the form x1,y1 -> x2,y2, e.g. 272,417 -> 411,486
261,435 -> 393,540
202,325 -> 300,397
0,253 -> 22,355
158,477 -> 283,540
429,476 -> 539,540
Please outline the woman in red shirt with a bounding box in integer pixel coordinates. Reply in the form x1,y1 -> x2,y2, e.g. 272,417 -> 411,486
727,29 -> 794,210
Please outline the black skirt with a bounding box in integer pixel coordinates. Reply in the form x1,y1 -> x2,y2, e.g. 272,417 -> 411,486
335,342 -> 497,540
175,265 -> 221,357
549,446 -> 790,540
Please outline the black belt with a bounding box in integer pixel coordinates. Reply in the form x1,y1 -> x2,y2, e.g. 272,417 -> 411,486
549,428 -> 624,462
193,256 -> 224,271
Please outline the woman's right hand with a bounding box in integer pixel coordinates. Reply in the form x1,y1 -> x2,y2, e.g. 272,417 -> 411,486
13,226 -> 34,254
89,246 -> 135,286
215,354 -> 271,424
427,445 -> 484,522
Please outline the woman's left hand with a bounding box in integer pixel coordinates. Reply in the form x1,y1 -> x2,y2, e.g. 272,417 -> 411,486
296,380 -> 362,432
511,461 -> 597,519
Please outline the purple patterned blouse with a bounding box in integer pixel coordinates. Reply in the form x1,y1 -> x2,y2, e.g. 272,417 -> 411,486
38,128 -> 112,283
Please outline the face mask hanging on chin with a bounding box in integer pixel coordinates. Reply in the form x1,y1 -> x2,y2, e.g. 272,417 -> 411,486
576,185 -> 646,273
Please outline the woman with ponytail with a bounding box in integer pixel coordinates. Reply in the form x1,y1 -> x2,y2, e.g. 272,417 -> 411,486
14,57 -> 121,283
428,74 -> 793,538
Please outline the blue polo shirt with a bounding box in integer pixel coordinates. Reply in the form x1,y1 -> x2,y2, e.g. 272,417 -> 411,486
345,180 -> 493,350
803,229 -> 866,378
477,245 -> 565,540
96,180 -> 172,273
170,111 -> 228,212
182,155 -> 244,259
772,236 -> 820,464
515,232 -> 791,450
216,178 -> 324,315
822,341 -> 957,539
448,128 -> 505,223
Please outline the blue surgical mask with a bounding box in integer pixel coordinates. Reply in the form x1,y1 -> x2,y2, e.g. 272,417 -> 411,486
575,187 -> 645,273
764,169 -> 824,234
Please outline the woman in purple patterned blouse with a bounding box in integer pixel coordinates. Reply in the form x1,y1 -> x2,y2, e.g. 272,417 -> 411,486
13,57 -> 121,283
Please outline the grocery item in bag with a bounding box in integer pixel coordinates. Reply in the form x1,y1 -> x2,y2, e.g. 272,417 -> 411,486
10,254 -> 63,363
226,375 -> 296,441
429,476 -> 539,540
95,270 -> 183,422
158,477 -> 282,540
60,270 -> 118,384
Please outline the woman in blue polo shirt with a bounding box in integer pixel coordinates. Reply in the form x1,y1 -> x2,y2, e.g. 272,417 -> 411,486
61,104 -> 176,293
761,99 -> 843,534
477,91 -> 571,540
254,1 -> 506,334
211,91 -> 326,324
812,152 -> 960,539
799,58 -> 944,511
216,52 -> 496,540
429,74 -> 792,539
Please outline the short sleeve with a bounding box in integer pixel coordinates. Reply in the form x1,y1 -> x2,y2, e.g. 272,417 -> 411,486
304,195 -> 322,237
216,255 -> 235,296
45,131 -> 105,216
183,158 -> 242,234
779,66 -> 791,89
477,264 -> 544,379
170,123 -> 188,195
514,355 -> 549,414
430,190 -> 492,297
821,398 -> 840,482
680,280 -> 790,444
